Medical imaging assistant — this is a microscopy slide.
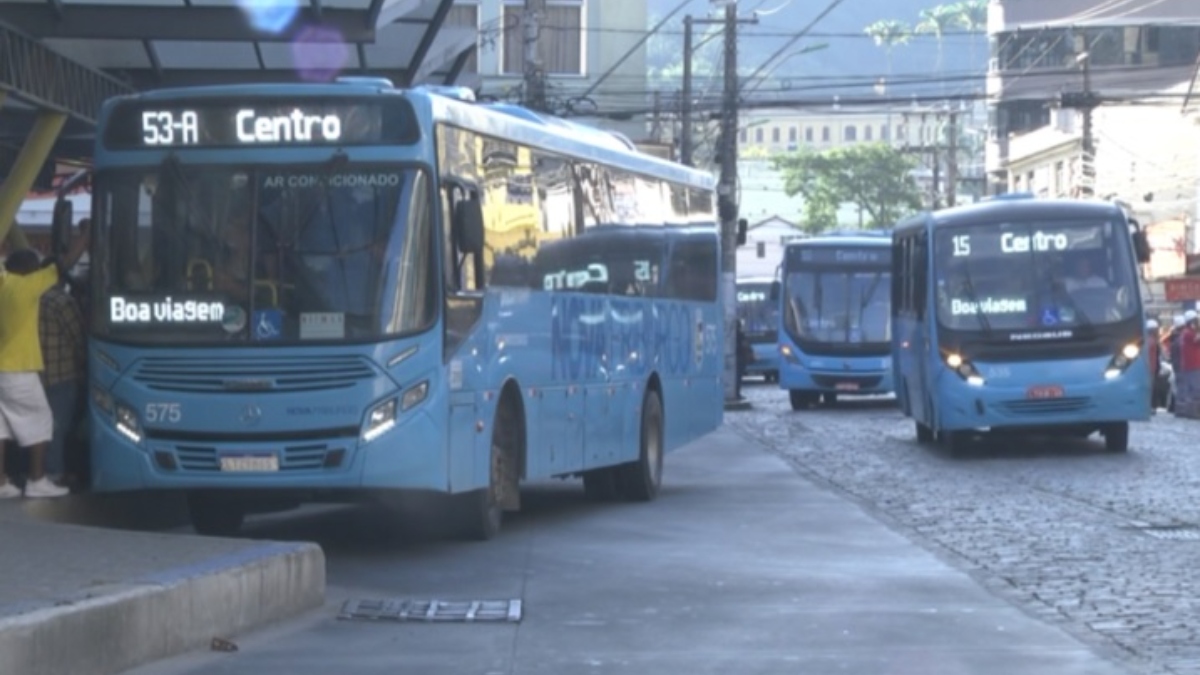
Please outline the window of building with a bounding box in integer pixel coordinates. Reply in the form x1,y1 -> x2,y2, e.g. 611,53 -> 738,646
756,241 -> 766,258
881,125 -> 889,141
503,1 -> 584,75
755,128 -> 764,143
445,3 -> 480,74
805,127 -> 813,142
739,129 -> 747,143
864,125 -> 873,141
771,127 -> 780,143
844,125 -> 857,142
821,126 -> 830,142
788,127 -> 797,143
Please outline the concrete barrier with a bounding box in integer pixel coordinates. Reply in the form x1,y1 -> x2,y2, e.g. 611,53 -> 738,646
0,541 -> 325,675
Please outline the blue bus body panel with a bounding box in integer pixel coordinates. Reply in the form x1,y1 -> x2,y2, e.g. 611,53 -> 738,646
746,343 -> 779,376
777,334 -> 894,394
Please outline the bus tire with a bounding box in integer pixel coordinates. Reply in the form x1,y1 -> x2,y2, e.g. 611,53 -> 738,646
941,430 -> 969,457
1104,422 -> 1129,453
789,390 -> 813,411
187,492 -> 244,537
456,396 -> 522,541
915,422 -> 934,443
618,389 -> 664,502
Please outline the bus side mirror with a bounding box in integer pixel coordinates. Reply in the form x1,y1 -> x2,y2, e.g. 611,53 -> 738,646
737,218 -> 748,247
51,197 -> 73,257
453,196 -> 485,256
769,280 -> 781,301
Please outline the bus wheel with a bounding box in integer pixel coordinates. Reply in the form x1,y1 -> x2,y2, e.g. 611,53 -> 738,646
187,492 -> 244,537
457,399 -> 522,541
915,422 -> 934,443
618,390 -> 664,502
789,390 -> 813,411
1104,422 -> 1130,453
941,430 -> 970,457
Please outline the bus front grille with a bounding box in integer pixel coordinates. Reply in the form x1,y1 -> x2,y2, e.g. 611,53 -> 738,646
998,397 -> 1091,415
132,356 -> 376,393
175,444 -> 338,472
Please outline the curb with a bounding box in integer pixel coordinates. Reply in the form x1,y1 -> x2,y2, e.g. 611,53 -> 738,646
0,540 -> 325,675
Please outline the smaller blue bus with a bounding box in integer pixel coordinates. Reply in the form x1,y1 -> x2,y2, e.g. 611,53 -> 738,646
773,233 -> 894,410
737,277 -> 780,382
892,198 -> 1153,454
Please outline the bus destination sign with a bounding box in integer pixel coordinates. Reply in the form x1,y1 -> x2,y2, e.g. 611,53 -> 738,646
790,246 -> 889,266
103,98 -> 418,149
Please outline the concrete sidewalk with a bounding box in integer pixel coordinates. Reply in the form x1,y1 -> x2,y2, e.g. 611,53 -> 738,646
121,425 -> 1137,675
0,494 -> 325,675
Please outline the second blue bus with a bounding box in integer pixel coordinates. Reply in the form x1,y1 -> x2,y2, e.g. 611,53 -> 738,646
774,233 -> 894,410
736,277 -> 780,382
891,198 -> 1152,454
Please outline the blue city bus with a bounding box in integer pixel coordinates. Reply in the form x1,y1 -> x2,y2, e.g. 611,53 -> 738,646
736,276 -> 780,382
891,198 -> 1153,454
80,79 -> 724,538
774,233 -> 894,410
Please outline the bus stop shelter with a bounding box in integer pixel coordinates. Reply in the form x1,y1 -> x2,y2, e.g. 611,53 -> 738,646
0,0 -> 475,249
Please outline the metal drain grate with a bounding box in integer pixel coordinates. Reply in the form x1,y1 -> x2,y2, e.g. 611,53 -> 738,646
1137,526 -> 1200,541
338,598 -> 523,623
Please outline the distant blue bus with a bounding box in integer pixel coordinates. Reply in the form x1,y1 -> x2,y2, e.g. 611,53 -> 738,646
774,233 -> 894,410
737,277 -> 780,382
892,198 -> 1153,454
82,79 -> 724,538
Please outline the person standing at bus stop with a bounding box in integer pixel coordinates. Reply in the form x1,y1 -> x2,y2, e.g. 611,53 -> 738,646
1178,311 -> 1200,417
38,270 -> 88,488
0,219 -> 90,498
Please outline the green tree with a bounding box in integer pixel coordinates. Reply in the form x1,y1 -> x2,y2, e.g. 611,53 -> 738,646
864,19 -> 912,76
916,4 -> 959,81
949,0 -> 988,74
773,144 -> 923,232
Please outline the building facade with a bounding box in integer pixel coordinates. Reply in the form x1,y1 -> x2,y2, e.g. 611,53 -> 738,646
737,216 -> 805,279
446,0 -> 647,139
985,0 -> 1200,194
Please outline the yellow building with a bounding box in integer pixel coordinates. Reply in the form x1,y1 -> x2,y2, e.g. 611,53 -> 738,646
738,106 -> 903,158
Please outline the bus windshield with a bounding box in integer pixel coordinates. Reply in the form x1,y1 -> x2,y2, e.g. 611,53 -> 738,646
782,247 -> 891,346
93,164 -> 436,343
934,218 -> 1139,333
737,282 -> 778,342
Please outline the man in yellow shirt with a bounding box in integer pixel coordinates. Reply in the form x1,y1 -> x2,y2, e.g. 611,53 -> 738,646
0,218 -> 90,498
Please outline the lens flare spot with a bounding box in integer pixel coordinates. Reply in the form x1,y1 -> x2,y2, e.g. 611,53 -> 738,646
238,0 -> 300,34
293,26 -> 350,82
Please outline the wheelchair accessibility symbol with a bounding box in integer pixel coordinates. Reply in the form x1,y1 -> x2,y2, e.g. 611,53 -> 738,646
253,309 -> 283,341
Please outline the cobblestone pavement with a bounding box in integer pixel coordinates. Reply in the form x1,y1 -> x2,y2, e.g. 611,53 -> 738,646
728,385 -> 1200,675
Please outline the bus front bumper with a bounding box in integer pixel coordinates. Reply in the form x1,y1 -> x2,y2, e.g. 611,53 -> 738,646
934,372 -> 1151,432
779,361 -> 894,395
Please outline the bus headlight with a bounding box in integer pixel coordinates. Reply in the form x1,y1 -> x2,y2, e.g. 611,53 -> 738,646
401,380 -> 429,411
779,343 -> 801,365
1105,342 -> 1141,378
115,403 -> 143,443
943,352 -> 984,386
363,398 -> 397,442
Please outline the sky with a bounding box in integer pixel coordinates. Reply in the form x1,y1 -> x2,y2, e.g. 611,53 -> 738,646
647,0 -> 987,103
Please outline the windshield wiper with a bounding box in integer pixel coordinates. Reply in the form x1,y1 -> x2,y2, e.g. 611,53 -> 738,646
958,262 -> 993,335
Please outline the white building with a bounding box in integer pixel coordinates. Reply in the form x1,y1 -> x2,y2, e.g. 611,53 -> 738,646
738,216 -> 805,279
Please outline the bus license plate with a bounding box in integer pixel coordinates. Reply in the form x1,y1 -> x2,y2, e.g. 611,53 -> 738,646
219,455 -> 279,472
836,382 -> 860,391
1026,385 -> 1064,400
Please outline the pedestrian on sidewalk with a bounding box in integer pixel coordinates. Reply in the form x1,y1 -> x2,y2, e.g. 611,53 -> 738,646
38,270 -> 88,489
0,218 -> 90,498
1178,311 -> 1200,418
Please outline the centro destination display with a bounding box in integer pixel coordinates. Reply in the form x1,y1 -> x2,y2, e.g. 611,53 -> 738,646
103,98 -> 418,149
788,246 -> 889,266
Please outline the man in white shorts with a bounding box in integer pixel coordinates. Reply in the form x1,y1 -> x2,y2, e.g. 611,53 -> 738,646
0,219 -> 90,498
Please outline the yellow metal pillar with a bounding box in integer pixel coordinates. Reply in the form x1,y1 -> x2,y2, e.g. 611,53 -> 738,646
0,107 -> 67,251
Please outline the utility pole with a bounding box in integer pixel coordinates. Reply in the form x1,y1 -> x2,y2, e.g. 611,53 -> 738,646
681,14 -> 694,166
719,0 -> 739,405
946,107 -> 959,207
1080,53 -> 1096,197
522,0 -> 547,112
